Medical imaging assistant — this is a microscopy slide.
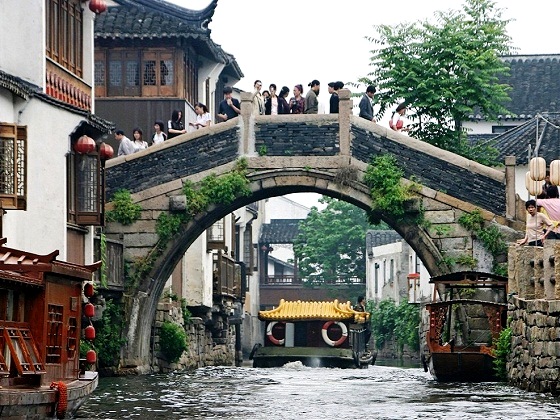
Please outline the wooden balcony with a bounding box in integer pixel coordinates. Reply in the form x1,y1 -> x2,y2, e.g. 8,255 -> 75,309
93,237 -> 124,291
46,61 -> 92,111
213,250 -> 241,299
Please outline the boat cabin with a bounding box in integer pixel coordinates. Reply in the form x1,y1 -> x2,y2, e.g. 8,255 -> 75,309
252,299 -> 373,368
424,271 -> 508,381
0,240 -> 99,387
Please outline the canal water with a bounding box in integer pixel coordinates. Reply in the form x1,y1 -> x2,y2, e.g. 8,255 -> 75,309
77,362 -> 560,419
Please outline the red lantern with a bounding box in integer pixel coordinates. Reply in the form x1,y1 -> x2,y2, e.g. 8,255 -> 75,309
84,325 -> 96,340
74,135 -> 96,154
84,282 -> 94,298
89,0 -> 107,14
86,349 -> 97,364
84,303 -> 95,318
99,142 -> 114,160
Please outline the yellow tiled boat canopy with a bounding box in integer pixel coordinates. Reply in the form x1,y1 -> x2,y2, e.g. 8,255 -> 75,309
258,299 -> 369,323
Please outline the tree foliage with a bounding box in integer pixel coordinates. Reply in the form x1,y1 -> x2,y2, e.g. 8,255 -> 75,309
369,299 -> 420,351
293,197 -> 386,282
360,0 -> 513,165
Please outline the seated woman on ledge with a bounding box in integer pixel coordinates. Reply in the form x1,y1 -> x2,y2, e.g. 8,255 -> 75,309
516,199 -> 554,247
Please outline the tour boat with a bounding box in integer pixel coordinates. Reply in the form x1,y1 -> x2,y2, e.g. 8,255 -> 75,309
0,240 -> 100,418
424,271 -> 508,382
251,299 -> 376,368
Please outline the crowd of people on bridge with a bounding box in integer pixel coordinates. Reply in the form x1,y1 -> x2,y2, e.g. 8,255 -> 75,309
115,80 -> 411,157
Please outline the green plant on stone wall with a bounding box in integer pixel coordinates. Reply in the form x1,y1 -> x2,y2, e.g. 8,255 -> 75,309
99,232 -> 108,288
493,326 -> 512,381
180,298 -> 192,326
458,208 -> 507,274
455,254 -> 478,270
159,320 -> 187,364
106,189 -> 142,225
258,145 -> 268,156
156,213 -> 188,246
92,299 -> 127,368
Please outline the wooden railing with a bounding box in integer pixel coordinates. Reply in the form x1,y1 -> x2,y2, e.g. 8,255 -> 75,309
213,250 -> 241,299
263,275 -> 365,286
94,237 -> 124,291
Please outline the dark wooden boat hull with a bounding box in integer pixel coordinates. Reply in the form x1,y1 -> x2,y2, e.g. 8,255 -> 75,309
429,352 -> 497,382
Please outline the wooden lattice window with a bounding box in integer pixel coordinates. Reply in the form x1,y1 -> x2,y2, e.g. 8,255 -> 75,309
67,143 -> 101,226
67,317 -> 77,359
46,0 -> 83,77
1,324 -> 45,375
207,218 -> 226,250
46,304 -> 63,364
0,123 -> 27,210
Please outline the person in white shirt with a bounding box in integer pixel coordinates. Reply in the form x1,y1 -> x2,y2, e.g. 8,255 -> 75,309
152,120 -> 167,145
390,102 -> 410,133
115,129 -> 135,156
189,103 -> 212,130
132,128 -> 148,152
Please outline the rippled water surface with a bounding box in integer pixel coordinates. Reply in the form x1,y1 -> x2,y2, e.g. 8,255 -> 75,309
78,363 -> 560,419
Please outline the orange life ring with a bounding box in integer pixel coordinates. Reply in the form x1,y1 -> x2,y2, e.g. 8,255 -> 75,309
266,321 -> 285,346
322,321 -> 348,347
50,381 -> 68,419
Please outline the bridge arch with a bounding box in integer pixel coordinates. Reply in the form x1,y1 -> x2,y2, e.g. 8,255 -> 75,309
105,90 -> 523,368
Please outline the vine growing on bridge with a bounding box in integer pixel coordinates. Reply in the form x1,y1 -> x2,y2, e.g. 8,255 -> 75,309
106,189 -> 142,225
126,159 -> 252,292
364,154 -> 424,224
458,208 -> 507,275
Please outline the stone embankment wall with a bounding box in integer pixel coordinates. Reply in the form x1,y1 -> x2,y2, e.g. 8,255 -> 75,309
508,245 -> 560,394
152,301 -> 235,372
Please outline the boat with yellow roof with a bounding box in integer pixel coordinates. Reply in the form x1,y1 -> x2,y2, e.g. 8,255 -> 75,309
250,299 -> 376,368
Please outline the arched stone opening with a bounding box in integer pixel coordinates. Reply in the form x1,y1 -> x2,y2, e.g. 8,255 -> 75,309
118,169 -> 447,367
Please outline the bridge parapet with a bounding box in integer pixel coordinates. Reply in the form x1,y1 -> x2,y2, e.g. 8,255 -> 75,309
508,243 -> 560,300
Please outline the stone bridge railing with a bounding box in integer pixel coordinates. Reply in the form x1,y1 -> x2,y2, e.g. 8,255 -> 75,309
106,89 -> 522,222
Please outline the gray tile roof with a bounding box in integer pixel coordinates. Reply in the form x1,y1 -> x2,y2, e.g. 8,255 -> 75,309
95,0 -> 242,78
260,219 -> 304,244
365,230 -> 402,250
469,54 -> 560,121
0,70 -> 114,133
493,113 -> 560,164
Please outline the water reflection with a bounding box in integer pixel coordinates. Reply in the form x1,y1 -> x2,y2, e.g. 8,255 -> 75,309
78,364 -> 560,419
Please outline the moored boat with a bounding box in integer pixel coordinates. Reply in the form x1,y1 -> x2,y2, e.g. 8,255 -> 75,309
251,299 -> 376,368
424,271 -> 508,382
0,240 -> 100,418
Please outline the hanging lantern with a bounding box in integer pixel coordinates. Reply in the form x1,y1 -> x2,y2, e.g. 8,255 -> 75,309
84,303 -> 95,318
84,325 -> 96,340
549,160 -> 560,186
526,171 -> 545,196
83,282 -> 94,298
89,0 -> 107,14
74,135 -> 96,154
86,349 -> 97,364
99,142 -> 114,160
529,157 -> 547,181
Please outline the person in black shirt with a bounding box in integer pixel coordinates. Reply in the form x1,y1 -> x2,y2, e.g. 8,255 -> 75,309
217,86 -> 241,122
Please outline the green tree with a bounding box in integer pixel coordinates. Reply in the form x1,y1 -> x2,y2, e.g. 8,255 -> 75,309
369,299 -> 420,351
361,0 -> 513,164
293,197 -> 386,282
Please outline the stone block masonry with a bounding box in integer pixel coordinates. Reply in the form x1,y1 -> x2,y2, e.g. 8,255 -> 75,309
508,243 -> 560,394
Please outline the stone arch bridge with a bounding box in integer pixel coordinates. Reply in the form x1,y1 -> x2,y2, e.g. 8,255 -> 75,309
104,90 -> 523,368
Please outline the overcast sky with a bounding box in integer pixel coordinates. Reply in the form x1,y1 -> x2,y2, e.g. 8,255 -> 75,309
169,0 -> 559,208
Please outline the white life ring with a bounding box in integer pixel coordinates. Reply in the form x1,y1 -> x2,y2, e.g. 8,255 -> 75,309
322,321 -> 348,347
266,321 -> 285,346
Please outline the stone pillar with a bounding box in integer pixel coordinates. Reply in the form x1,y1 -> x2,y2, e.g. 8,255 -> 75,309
240,92 -> 253,155
534,246 -> 545,299
505,156 -> 517,220
541,243 -> 555,299
555,243 -> 560,299
508,245 -> 520,296
514,246 -> 537,299
338,88 -> 352,157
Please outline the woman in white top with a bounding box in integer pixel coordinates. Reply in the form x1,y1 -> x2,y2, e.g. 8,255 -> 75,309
189,103 -> 211,130
152,120 -> 167,145
390,102 -> 410,132
132,128 -> 148,152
